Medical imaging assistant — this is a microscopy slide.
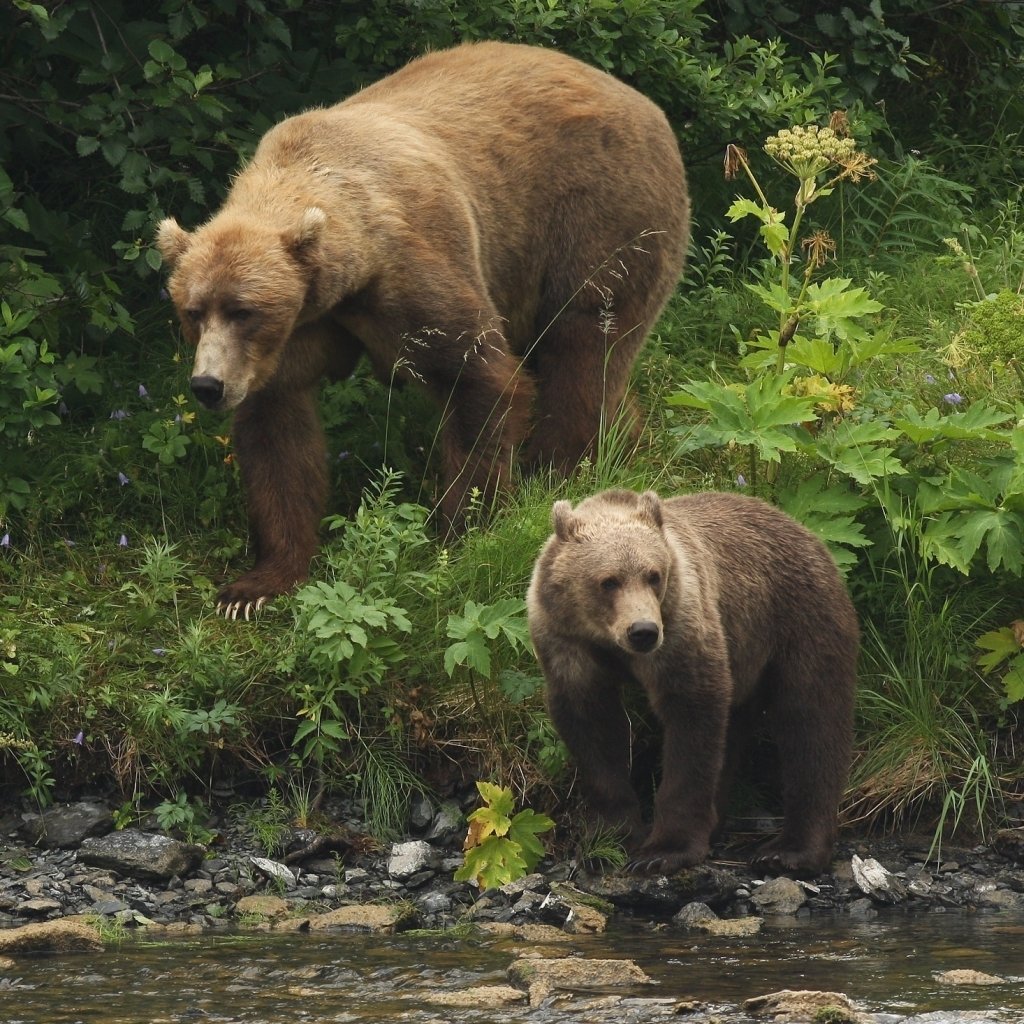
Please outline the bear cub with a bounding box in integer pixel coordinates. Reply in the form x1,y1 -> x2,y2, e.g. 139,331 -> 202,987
526,488 -> 859,876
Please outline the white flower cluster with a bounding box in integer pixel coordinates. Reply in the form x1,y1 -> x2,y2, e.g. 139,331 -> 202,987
764,125 -> 857,177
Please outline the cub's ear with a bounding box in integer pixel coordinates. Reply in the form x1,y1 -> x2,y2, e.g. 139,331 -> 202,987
552,500 -> 579,542
155,217 -> 192,268
637,491 -> 663,530
283,206 -> 327,261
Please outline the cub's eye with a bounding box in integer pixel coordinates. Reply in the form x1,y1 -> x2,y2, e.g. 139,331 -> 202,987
600,576 -> 621,592
226,307 -> 255,324
184,307 -> 203,323
647,571 -> 662,589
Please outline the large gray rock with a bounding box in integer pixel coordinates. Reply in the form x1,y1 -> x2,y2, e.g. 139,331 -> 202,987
78,829 -> 204,881
749,876 -> 807,915
387,840 -> 439,880
20,801 -> 112,849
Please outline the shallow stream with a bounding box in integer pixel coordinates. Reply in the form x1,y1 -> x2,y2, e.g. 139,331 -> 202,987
4,911 -> 1024,1023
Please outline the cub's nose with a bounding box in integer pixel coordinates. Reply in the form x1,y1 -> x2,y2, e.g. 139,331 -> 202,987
190,375 -> 225,408
626,620 -> 661,653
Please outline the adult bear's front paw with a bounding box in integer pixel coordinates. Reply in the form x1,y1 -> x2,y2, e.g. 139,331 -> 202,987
215,574 -> 287,620
626,842 -> 708,876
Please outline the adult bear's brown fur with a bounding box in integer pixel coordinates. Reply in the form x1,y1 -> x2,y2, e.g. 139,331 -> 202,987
156,42 -> 690,615
526,488 -> 859,876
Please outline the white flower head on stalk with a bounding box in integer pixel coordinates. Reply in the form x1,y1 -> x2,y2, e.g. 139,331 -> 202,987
764,122 -> 872,206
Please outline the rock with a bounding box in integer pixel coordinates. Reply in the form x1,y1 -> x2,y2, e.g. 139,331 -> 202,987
851,854 -> 907,903
992,827 -> 1024,860
424,984 -> 526,1007
303,903 -> 413,933
250,857 -> 296,887
235,895 -> 291,920
744,988 -> 870,1023
407,792 -> 435,832
387,840 -> 439,880
673,901 -> 718,928
476,921 -> 573,944
15,897 -> 62,916
579,864 -> 744,915
750,877 -> 807,915
425,802 -> 464,842
672,901 -> 762,936
563,902 -> 607,934
507,955 -> 653,1006
0,918 -> 103,955
934,969 -> 1005,986
78,830 -> 204,881
90,899 -> 129,915
20,801 -> 112,849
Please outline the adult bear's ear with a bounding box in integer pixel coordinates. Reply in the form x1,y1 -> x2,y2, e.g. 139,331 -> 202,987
638,491 -> 663,530
156,218 -> 192,269
552,500 -> 579,542
283,207 -> 327,262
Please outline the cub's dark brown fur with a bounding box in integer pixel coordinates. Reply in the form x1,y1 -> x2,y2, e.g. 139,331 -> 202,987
526,488 -> 859,876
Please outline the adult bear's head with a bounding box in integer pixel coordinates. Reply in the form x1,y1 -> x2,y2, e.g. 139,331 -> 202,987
156,207 -> 326,411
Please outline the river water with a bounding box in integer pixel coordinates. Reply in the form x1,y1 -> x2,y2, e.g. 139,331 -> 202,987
3,911 -> 1023,1022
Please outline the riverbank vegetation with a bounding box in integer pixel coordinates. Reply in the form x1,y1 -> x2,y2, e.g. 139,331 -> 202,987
2,0 -> 1023,854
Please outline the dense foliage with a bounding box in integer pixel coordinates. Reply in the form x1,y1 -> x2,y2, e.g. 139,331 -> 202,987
2,0 -> 1023,853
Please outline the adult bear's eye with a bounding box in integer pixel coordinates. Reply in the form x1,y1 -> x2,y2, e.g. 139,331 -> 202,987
647,571 -> 662,588
226,307 -> 255,323
184,307 -> 203,323
600,576 -> 620,592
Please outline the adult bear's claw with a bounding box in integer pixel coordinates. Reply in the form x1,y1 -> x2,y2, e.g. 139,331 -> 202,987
215,595 -> 269,620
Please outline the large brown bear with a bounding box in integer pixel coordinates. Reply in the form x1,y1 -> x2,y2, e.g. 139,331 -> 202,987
526,488 -> 859,876
156,41 -> 690,616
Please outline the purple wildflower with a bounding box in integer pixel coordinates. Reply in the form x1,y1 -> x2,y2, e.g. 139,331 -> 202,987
152,648 -> 168,656
110,409 -> 129,421
924,373 -> 936,385
72,731 -> 84,746
138,384 -> 149,398
736,473 -> 747,488
117,472 -> 130,486
0,533 -> 9,549
118,534 -> 128,548
943,392 -> 964,406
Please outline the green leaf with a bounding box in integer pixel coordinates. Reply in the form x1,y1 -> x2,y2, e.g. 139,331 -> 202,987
454,834 -> 527,889
508,808 -> 554,870
474,780 -> 515,819
148,39 -> 176,63
1003,659 -> 1024,703
976,628 -> 1019,674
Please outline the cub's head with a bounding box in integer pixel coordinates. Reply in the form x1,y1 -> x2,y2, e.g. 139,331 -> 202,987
538,489 -> 674,656
156,207 -> 326,411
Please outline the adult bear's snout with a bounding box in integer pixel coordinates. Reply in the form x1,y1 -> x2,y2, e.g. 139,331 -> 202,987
626,619 -> 661,653
191,375 -> 225,408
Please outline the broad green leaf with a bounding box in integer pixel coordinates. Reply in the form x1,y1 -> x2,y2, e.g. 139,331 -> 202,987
454,835 -> 527,889
1003,659 -> 1024,703
508,808 -> 554,870
474,780 -> 515,819
976,628 -> 1019,674
745,280 -> 794,314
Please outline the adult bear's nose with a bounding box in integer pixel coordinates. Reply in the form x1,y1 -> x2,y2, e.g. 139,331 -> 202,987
626,620 -> 661,653
191,375 -> 225,408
